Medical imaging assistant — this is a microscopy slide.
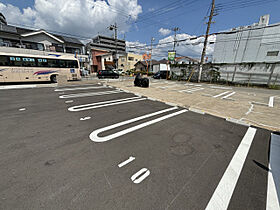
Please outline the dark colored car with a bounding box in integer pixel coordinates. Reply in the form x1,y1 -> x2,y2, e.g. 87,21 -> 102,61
153,71 -> 167,79
97,70 -> 119,79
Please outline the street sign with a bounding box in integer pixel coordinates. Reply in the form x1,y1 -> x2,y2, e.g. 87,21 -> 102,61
168,51 -> 176,61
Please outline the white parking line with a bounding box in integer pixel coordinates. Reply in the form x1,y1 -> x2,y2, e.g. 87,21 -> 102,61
269,97 -> 275,108
205,127 -> 257,210
19,108 -> 26,111
118,156 -> 135,168
59,90 -> 122,99
266,133 -> 280,210
89,107 -> 188,142
179,87 -> 204,93
55,86 -> 107,92
213,91 -> 230,98
68,97 -> 146,112
222,92 -> 236,99
131,168 -> 150,184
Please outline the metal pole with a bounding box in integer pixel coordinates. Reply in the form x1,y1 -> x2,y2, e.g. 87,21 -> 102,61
150,37 -> 154,75
198,0 -> 215,83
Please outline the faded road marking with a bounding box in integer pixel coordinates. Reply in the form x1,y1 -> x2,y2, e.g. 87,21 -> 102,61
205,127 -> 257,210
19,108 -> 26,111
89,107 -> 188,142
267,133 -> 280,210
131,168 -> 150,184
118,156 -> 135,168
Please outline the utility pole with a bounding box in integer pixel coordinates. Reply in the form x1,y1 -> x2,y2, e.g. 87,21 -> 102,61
198,0 -> 215,82
109,22 -> 118,69
150,37 -> 155,74
172,27 -> 179,52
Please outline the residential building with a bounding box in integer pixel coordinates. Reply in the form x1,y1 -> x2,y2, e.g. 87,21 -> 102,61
87,35 -> 126,72
134,59 -> 171,73
0,14 -> 88,69
118,53 -> 142,72
212,15 -> 280,85
134,60 -> 160,72
152,59 -> 170,73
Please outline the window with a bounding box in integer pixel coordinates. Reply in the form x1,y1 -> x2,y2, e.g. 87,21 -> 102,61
121,59 -> 125,62
48,59 -> 59,68
37,58 -> 48,67
267,51 -> 279,56
0,56 -> 9,66
9,57 -> 22,66
128,57 -> 134,61
22,57 -> 36,67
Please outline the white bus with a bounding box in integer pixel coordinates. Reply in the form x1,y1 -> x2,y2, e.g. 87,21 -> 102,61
0,52 -> 81,83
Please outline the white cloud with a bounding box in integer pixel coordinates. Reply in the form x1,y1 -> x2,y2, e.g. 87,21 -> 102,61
0,0 -> 142,40
159,28 -> 171,36
127,33 -> 216,60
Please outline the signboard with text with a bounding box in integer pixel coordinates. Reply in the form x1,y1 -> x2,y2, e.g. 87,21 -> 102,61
168,51 -> 176,61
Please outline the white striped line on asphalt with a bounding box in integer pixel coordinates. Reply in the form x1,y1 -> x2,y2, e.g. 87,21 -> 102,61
89,107 -> 188,142
118,156 -> 135,168
68,97 -> 146,112
59,90 -> 122,99
55,86 -> 107,92
266,133 -> 280,210
222,92 -> 236,99
205,127 -> 257,210
213,91 -> 230,98
131,168 -> 150,184
19,108 -> 26,111
179,87 -> 204,93
268,96 -> 275,108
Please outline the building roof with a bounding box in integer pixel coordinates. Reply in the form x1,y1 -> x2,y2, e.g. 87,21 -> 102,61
0,25 -> 84,46
135,60 -> 160,67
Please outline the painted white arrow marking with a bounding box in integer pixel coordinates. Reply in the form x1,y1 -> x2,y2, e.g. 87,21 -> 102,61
89,107 -> 187,142
55,86 -> 107,92
68,97 -> 146,112
131,168 -> 150,184
80,117 -> 91,121
118,156 -> 135,168
59,90 -> 122,99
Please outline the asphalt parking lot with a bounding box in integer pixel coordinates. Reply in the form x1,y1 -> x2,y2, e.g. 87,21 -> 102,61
0,83 -> 279,210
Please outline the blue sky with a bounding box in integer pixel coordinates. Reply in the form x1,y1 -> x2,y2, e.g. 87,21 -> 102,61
1,0 -> 280,58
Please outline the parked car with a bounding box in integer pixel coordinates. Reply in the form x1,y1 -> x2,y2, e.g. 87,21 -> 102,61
97,70 -> 119,79
153,71 -> 167,79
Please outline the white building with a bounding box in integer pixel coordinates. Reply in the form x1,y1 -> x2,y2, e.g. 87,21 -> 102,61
212,15 -> 280,85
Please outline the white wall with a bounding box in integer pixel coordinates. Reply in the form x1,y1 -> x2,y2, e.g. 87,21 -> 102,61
213,24 -> 280,64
